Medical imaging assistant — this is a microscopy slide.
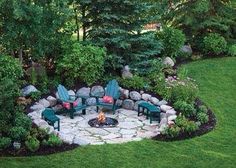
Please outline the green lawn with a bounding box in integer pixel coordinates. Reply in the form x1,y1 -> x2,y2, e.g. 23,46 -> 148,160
1,57 -> 236,168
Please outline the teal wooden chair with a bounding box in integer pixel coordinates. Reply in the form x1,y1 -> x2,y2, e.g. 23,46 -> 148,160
42,108 -> 60,131
92,79 -> 120,114
57,84 -> 87,119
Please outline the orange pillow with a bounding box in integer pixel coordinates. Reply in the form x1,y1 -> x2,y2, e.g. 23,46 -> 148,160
103,96 -> 113,104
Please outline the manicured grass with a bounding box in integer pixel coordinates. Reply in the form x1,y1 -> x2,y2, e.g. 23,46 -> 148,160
1,57 -> 236,168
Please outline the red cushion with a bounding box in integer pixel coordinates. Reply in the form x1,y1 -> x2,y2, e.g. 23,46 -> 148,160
73,101 -> 78,107
103,96 -> 113,104
63,102 -> 70,109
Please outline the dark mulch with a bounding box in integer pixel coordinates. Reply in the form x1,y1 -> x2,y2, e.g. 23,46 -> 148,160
0,143 -> 79,157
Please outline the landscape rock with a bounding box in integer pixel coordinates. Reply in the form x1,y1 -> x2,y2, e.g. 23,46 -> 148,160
160,118 -> 167,126
160,105 -> 173,112
180,45 -> 192,55
115,99 -> 123,107
157,100 -> 168,106
163,57 -> 175,67
30,103 -> 45,111
122,99 -> 135,110
86,97 -> 97,106
21,85 -> 38,96
122,65 -> 133,79
120,89 -> 129,99
90,86 -> 104,97
73,137 -> 90,146
168,115 -> 177,121
76,87 -> 91,97
150,97 -> 159,105
38,98 -> 50,108
47,96 -> 57,107
166,109 -> 177,115
52,104 -> 63,111
129,91 -> 141,101
59,133 -> 74,144
68,90 -> 76,100
141,93 -> 151,101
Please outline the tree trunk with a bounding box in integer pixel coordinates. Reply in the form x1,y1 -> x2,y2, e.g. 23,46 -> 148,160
82,6 -> 86,41
18,49 -> 23,64
73,4 -> 80,41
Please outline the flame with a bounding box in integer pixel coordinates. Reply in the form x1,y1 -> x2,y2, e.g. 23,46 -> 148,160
97,111 -> 106,124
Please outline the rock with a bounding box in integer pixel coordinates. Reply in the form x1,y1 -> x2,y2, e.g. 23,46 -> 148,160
59,133 -> 74,144
17,97 -> 32,106
120,129 -> 136,135
33,119 -> 48,127
46,96 -> 57,107
168,115 -> 177,121
76,87 -> 91,97
134,100 -> 146,111
122,65 -> 133,79
21,85 -> 38,96
119,89 -> 129,99
30,103 -> 45,111
180,45 -> 192,55
86,97 -> 97,106
140,90 -> 144,94
157,100 -> 168,106
160,105 -> 173,112
122,99 -> 135,110
150,97 -> 159,105
168,120 -> 175,125
52,104 -> 63,111
141,93 -> 151,101
129,91 -> 141,101
90,86 -> 104,97
158,124 -> 167,133
163,57 -> 175,67
73,137 -> 90,146
86,128 -> 109,136
166,109 -> 177,115
38,98 -> 50,108
68,90 -> 75,96
115,99 -> 123,107
159,118 -> 167,126
119,122 -> 139,129
160,113 -> 167,120
101,133 -> 120,140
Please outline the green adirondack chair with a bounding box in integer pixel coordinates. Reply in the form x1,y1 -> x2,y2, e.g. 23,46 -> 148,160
57,84 -> 87,119
93,79 -> 120,114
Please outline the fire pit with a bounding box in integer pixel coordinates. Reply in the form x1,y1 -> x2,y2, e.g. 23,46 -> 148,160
88,111 -> 118,128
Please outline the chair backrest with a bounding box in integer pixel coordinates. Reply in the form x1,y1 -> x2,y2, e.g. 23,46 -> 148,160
57,84 -> 69,102
42,108 -> 55,117
105,79 -> 120,100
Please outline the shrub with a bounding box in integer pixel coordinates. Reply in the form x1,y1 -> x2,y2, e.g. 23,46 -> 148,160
164,125 -> 181,138
147,59 -> 164,83
15,112 -> 32,131
228,44 -> 236,56
29,91 -> 42,101
203,33 -> 227,55
9,126 -> 28,141
184,121 -> 199,134
198,105 -> 208,114
57,43 -> 105,86
157,27 -> 186,58
197,112 -> 209,124
46,134 -> 62,147
175,114 -> 188,128
174,101 -> 196,118
0,137 -> 11,150
30,128 -> 48,141
118,75 -> 146,90
25,137 -> 40,152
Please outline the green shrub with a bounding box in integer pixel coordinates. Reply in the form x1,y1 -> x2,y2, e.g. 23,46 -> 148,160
203,33 -> 227,55
30,128 -> 48,141
164,125 -> 181,138
0,137 -> 11,150
46,134 -> 62,147
25,137 -> 40,152
198,105 -> 208,114
157,27 -> 186,58
57,43 -> 106,86
174,101 -> 196,118
197,112 -> 209,124
15,112 -> 32,131
175,114 -> 188,128
228,44 -> 236,56
29,91 -> 42,101
147,59 -> 164,83
184,121 -> 199,133
118,75 -> 146,90
9,126 -> 28,141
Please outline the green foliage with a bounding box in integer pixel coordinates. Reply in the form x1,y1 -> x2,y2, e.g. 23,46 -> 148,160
29,91 -> 42,101
198,105 -> 208,114
25,136 -> 40,152
15,112 -> 32,131
175,114 -> 188,128
228,44 -> 236,56
174,101 -> 196,118
197,112 -> 209,124
157,27 -> 186,58
147,58 -> 164,83
203,33 -> 227,55
118,75 -> 146,90
57,43 -> 105,86
30,128 -> 48,141
184,121 -> 199,134
0,137 -> 11,150
164,125 -> 181,138
46,134 -> 62,147
9,126 -> 28,141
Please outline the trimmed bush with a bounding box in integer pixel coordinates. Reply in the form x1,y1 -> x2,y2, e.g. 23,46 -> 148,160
197,105 -> 208,114
157,27 -> 186,58
228,44 -> 236,56
174,101 -> 196,118
118,75 -> 146,90
184,121 -> 199,133
203,33 -> 227,55
164,125 -> 181,138
197,112 -> 209,124
25,137 -> 40,152
15,112 -> 32,131
9,126 -> 28,141
0,137 -> 11,150
46,134 -> 62,147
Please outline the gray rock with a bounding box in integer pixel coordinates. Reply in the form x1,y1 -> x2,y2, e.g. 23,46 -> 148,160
160,105 -> 173,112
141,93 -> 151,101
30,103 -> 45,111
122,65 -> 133,79
180,45 -> 192,55
150,97 -> 159,105
160,113 -> 167,120
160,118 -> 167,126
52,104 -> 63,111
129,91 -> 141,101
46,96 -> 57,107
157,100 -> 168,106
73,137 -> 90,146
163,57 -> 175,67
76,87 -> 91,97
122,99 -> 135,110
168,115 -> 177,121
21,85 -> 38,96
33,119 -> 48,127
166,109 -> 176,115
59,133 -> 74,144
120,129 -> 136,135
86,97 -> 97,106
90,86 -> 104,97
115,99 -> 123,107
38,98 -> 50,108
68,90 -> 76,97
120,89 -> 129,100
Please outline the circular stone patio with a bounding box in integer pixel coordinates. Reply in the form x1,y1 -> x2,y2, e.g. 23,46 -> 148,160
57,107 -> 160,145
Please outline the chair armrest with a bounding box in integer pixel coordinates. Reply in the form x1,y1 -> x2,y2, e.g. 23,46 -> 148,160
90,91 -> 104,98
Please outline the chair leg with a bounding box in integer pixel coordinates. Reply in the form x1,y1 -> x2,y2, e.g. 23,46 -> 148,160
58,119 -> 60,131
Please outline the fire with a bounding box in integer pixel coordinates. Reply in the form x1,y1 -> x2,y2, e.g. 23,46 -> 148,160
97,111 -> 106,124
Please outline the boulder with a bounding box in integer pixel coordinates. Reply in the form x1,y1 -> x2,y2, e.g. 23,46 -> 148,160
86,97 -> 97,106
21,85 -> 38,96
122,65 -> 133,79
180,45 -> 192,55
122,99 -> 135,110
68,90 -> 76,100
159,118 -> 167,126
141,93 -> 151,101
90,86 -> 104,97
150,97 -> 159,105
129,91 -> 141,101
30,103 -> 45,111
52,104 -> 63,111
166,109 -> 177,115
157,100 -> 168,106
119,89 -> 129,99
115,99 -> 123,107
163,57 -> 175,67
38,98 -> 50,108
168,115 -> 177,121
76,87 -> 91,97
46,96 -> 57,107
160,105 -> 173,112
